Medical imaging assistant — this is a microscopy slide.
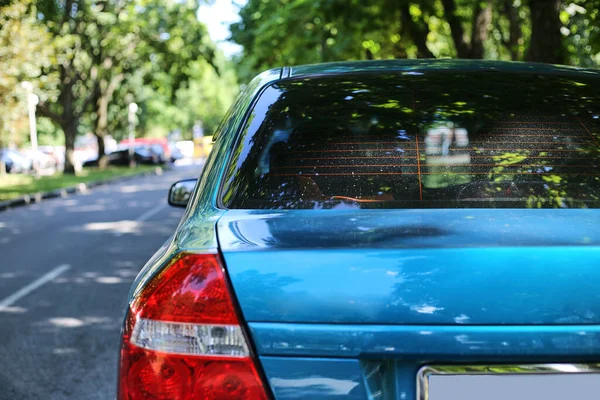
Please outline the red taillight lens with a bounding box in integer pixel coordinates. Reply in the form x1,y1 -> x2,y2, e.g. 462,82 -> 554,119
118,253 -> 268,400
134,253 -> 238,324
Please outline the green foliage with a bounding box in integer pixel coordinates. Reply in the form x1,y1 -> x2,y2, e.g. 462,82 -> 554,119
562,1 -> 600,67
78,0 -> 236,148
1,0 -> 239,172
231,0 -> 402,82
143,54 -> 238,139
0,1 -> 56,147
4,0 -> 600,165
232,0 -> 600,82
36,117 -> 63,146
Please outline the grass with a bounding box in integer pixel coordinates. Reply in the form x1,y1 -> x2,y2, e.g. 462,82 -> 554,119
0,165 -> 159,201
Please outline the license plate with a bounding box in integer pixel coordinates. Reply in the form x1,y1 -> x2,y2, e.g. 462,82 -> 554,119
418,364 -> 600,400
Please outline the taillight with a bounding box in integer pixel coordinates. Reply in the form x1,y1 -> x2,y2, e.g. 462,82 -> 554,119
118,253 -> 269,400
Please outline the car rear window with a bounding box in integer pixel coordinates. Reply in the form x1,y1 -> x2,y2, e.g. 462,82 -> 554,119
221,71 -> 600,209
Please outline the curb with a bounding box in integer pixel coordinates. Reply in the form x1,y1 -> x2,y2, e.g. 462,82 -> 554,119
0,166 -> 170,213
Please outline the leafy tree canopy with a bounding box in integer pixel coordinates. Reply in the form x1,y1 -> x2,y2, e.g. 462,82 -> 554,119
231,0 -> 600,83
1,0 -> 238,173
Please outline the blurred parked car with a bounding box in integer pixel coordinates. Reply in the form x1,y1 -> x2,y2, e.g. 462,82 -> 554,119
0,149 -> 32,173
21,148 -> 57,171
38,145 -> 65,168
175,140 -> 194,158
73,148 -> 97,168
120,137 -> 171,161
83,146 -> 164,167
149,143 -> 167,163
168,142 -> 184,162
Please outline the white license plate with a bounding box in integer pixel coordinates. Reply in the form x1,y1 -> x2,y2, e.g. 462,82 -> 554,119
419,365 -> 600,400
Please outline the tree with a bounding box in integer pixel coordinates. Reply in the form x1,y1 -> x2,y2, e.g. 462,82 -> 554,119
0,1 -> 55,153
231,0 -> 498,80
440,0 -> 493,59
495,0 -> 525,60
561,1 -> 600,67
232,0 -> 600,81
35,0 -> 216,173
91,0 -> 218,166
526,0 -> 566,64
35,0 -> 99,174
86,1 -> 131,168
231,0 -> 381,82
398,1 -> 435,58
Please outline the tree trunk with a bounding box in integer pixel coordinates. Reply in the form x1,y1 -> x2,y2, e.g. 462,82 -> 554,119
60,2 -> 78,176
94,87 -> 109,169
96,134 -> 109,169
470,0 -> 493,59
0,137 -> 5,175
526,0 -> 565,64
320,32 -> 328,62
58,64 -> 78,175
399,3 -> 434,58
503,0 -> 522,60
441,0 -> 470,58
62,118 -> 78,175
92,74 -> 123,169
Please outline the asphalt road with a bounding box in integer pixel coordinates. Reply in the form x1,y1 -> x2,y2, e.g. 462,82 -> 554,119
0,162 -> 202,399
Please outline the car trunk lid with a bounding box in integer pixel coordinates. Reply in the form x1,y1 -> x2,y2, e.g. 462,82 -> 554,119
217,209 -> 600,326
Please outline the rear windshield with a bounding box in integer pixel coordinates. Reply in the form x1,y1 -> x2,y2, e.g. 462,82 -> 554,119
221,71 -> 600,209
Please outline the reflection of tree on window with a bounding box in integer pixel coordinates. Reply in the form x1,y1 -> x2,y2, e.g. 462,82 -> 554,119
258,118 -> 293,175
172,186 -> 192,204
222,72 -> 600,209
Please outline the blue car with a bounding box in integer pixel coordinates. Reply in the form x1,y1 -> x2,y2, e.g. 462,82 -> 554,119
118,60 -> 600,400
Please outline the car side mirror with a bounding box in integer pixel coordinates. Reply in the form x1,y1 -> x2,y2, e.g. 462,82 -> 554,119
168,179 -> 197,207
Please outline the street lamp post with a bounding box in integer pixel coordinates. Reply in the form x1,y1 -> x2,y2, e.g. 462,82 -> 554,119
128,102 -> 138,167
21,81 -> 39,152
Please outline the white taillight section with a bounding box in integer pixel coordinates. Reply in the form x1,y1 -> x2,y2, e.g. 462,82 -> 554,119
130,318 -> 250,357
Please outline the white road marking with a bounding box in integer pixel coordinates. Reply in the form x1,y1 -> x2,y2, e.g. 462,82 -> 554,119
114,203 -> 167,237
0,264 -> 71,310
136,203 -> 167,223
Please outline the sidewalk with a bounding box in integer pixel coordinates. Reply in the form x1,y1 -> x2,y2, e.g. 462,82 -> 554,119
0,166 -> 168,212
